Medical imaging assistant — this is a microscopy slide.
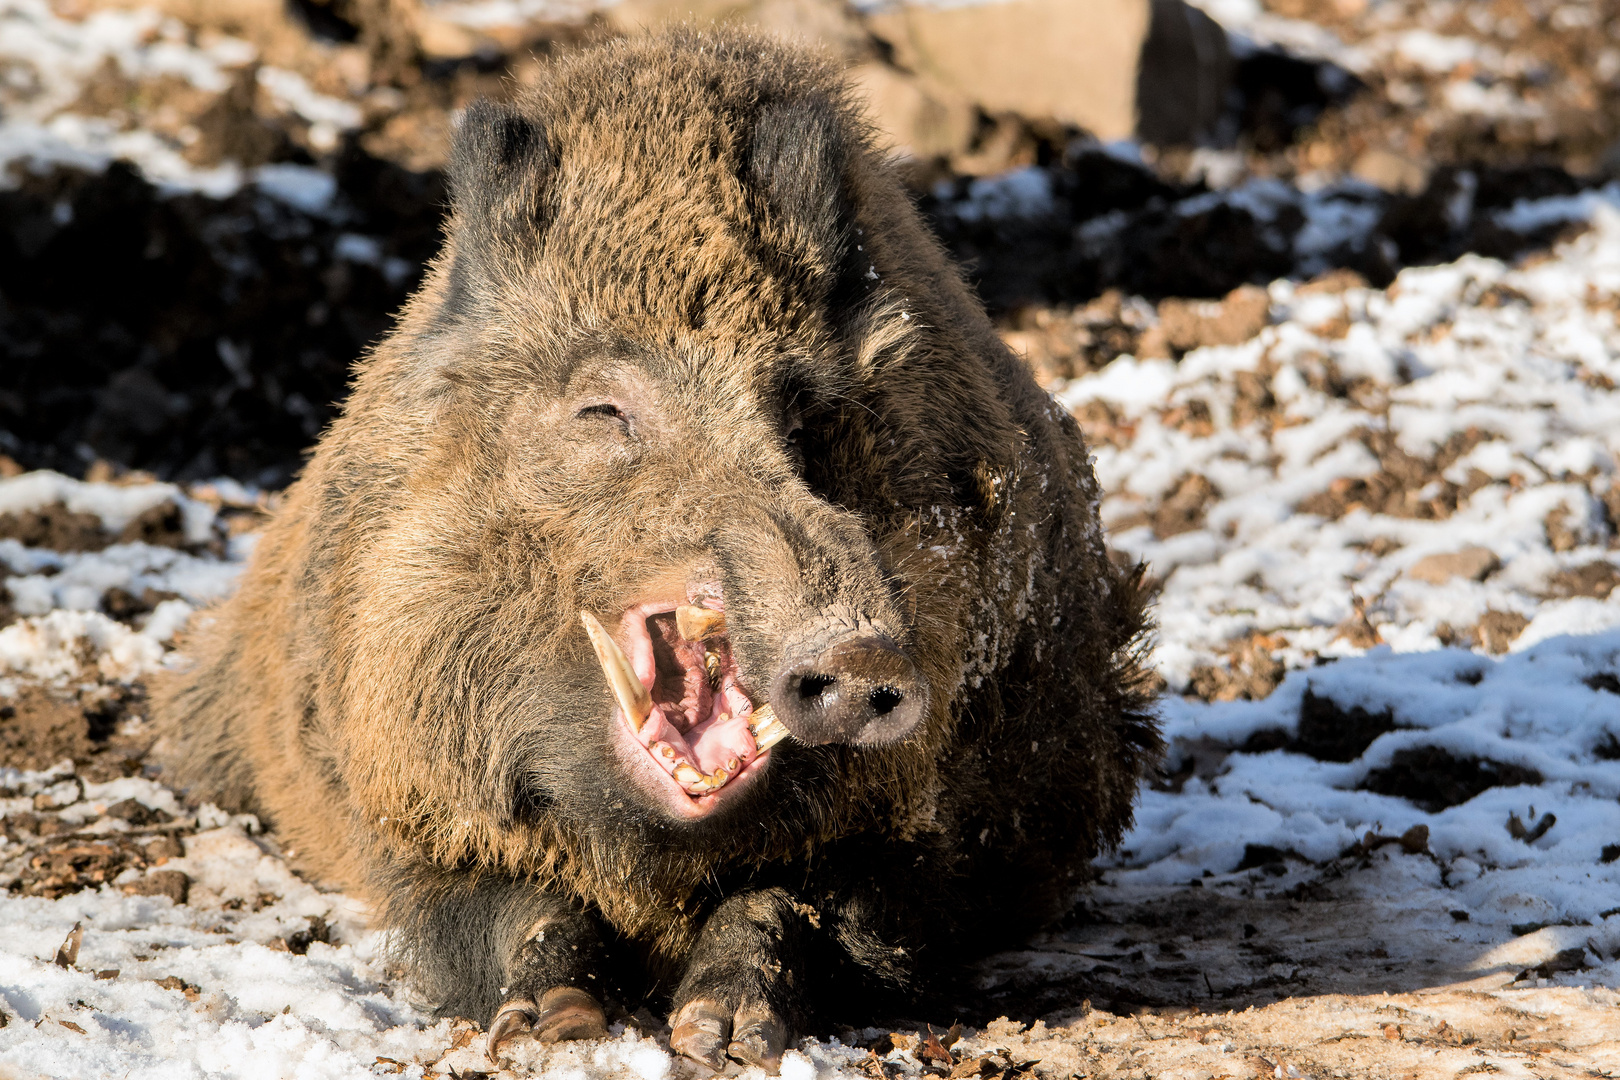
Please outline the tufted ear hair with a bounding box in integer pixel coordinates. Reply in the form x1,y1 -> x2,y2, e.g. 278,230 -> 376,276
448,99 -> 555,254
746,94 -> 862,307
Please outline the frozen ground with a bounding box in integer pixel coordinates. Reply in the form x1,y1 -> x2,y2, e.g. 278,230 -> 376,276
4,194 -> 1620,1076
6,0 -> 1620,1074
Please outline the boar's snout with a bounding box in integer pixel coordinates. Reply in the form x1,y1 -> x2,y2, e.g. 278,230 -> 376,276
769,632 -> 926,745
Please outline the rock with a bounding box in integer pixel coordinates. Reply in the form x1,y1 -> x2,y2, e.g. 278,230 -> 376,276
1212,284 -> 1274,345
866,0 -> 1146,143
1546,561 -> 1620,599
610,0 -> 979,160
608,0 -> 870,58
848,61 -> 975,160
143,834 -> 185,861
1296,268 -> 1370,295
1135,0 -> 1233,145
866,0 -> 1229,146
1157,284 -> 1272,352
1475,609 -> 1530,654
1352,148 -> 1432,195
127,869 -> 190,905
1405,546 -> 1500,584
410,13 -> 483,61
104,798 -> 167,827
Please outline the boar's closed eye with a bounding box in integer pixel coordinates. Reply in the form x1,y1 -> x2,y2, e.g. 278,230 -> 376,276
576,402 -> 629,426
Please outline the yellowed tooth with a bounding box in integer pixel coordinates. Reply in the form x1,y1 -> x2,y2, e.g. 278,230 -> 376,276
673,761 -> 706,788
580,611 -> 651,732
748,704 -> 790,751
704,649 -> 721,688
675,604 -> 726,642
685,765 -> 731,795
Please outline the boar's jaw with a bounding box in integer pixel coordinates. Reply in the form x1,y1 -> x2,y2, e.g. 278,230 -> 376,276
584,600 -> 785,818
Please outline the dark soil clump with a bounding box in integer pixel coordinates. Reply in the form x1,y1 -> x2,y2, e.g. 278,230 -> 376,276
1361,746 -> 1542,812
0,505 -> 110,552
0,157 -> 443,485
0,684 -> 150,781
0,500 -> 197,553
1295,690 -> 1399,763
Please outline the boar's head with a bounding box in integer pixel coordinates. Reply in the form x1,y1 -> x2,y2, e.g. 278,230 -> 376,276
324,34 -> 1042,865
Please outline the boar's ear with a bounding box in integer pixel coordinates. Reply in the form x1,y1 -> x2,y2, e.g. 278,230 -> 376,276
448,98 -> 555,254
746,95 -> 862,307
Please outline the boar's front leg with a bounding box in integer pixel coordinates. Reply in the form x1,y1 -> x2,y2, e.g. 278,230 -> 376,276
670,837 -> 955,1071
485,898 -> 610,1055
387,867 -> 608,1057
670,888 -> 807,1071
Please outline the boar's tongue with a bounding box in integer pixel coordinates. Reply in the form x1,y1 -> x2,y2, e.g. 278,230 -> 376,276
642,611 -> 759,788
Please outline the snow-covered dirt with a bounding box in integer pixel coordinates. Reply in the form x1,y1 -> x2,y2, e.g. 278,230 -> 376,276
7,0 -> 1620,1075
5,194 -> 1620,1075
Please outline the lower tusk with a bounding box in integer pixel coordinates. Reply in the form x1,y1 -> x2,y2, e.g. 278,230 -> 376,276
748,704 -> 790,751
580,611 -> 652,732
675,604 -> 726,642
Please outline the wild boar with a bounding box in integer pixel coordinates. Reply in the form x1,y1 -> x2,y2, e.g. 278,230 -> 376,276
153,27 -> 1160,1070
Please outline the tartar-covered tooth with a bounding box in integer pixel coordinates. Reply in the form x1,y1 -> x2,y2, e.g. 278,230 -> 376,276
580,611 -> 652,732
675,604 -> 726,642
685,765 -> 730,795
654,742 -> 677,761
673,762 -> 705,787
704,649 -> 721,688
747,704 -> 790,751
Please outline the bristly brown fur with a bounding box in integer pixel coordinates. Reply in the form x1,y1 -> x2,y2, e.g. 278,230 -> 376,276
151,27 -> 1160,1030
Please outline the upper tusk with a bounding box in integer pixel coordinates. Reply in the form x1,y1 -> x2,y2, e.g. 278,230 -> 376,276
580,611 -> 652,731
675,604 -> 727,642
747,704 -> 790,751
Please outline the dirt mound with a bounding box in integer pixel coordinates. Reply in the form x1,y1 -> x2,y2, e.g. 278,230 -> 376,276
926,153 -> 1598,316
1362,747 -> 1544,813
0,499 -> 194,552
0,156 -> 442,484
0,683 -> 150,781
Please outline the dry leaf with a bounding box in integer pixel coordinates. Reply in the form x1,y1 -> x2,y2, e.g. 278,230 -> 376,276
918,1027 -> 955,1066
53,922 -> 83,969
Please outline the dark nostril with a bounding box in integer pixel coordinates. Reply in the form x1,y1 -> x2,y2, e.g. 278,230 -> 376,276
867,686 -> 903,715
771,632 -> 927,745
798,673 -> 836,701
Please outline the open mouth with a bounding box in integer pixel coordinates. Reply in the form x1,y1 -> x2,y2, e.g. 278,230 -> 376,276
582,601 -> 789,809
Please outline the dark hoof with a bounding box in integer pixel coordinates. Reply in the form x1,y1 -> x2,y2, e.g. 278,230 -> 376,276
487,986 -> 608,1061
670,997 -> 788,1073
